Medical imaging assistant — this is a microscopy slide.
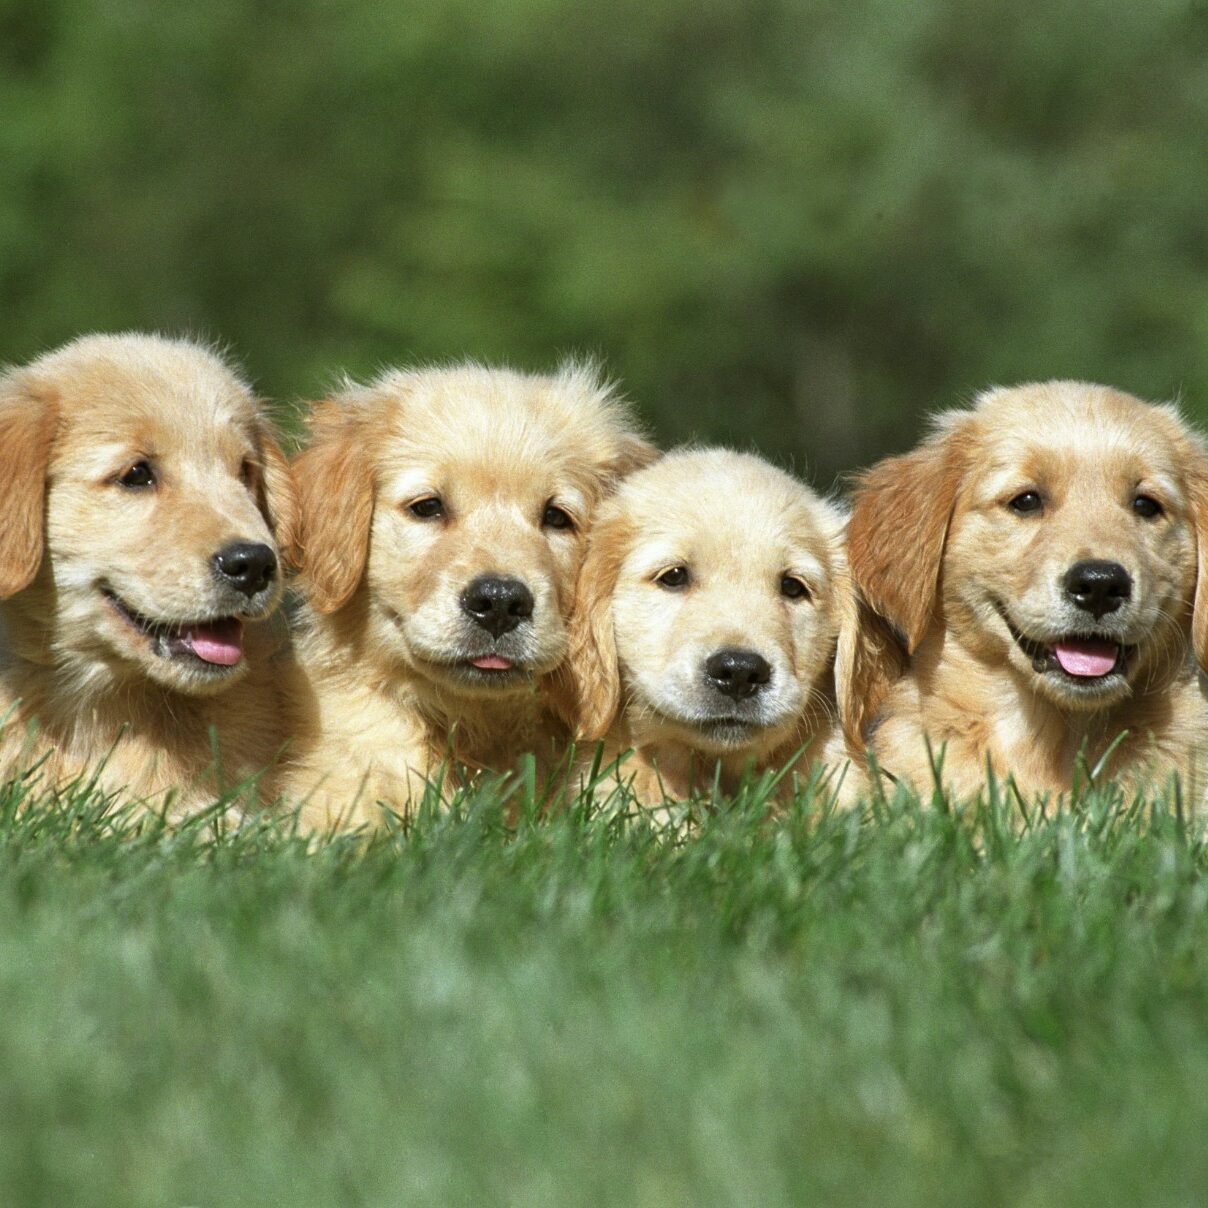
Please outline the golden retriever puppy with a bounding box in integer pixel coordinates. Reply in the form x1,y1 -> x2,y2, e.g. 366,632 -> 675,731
0,333 -> 300,816
848,380 -> 1208,801
280,361 -> 654,829
554,449 -> 869,808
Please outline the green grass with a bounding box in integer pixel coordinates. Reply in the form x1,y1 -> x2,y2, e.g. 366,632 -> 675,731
2,769 -> 1208,1207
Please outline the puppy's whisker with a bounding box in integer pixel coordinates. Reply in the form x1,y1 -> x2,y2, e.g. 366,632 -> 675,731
1141,608 -> 1188,694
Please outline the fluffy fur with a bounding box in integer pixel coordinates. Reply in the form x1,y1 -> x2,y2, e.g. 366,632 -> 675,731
280,361 -> 655,829
848,381 -> 1208,801
554,449 -> 873,807
0,333 -> 300,817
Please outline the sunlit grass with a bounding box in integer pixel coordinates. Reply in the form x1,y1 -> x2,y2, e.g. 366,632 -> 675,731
0,766 -> 1206,1206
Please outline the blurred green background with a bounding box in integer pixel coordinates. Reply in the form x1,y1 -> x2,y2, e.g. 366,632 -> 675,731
3,0 -> 1208,484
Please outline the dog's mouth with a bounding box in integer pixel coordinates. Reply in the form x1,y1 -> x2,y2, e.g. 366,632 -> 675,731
697,717 -> 761,740
998,605 -> 1133,685
686,713 -> 788,753
453,651 -> 538,689
380,606 -> 538,686
419,650 -> 536,688
467,654 -> 520,673
651,705 -> 772,747
103,588 -> 245,671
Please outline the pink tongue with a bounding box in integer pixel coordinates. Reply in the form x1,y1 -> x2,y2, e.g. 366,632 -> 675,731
182,618 -> 244,666
471,655 -> 513,671
1053,638 -> 1118,678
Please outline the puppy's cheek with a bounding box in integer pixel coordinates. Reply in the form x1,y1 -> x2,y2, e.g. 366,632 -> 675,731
532,626 -> 570,674
1006,586 -> 1067,636
527,582 -> 568,661
48,561 -> 134,653
774,666 -> 807,709
659,659 -> 710,712
530,618 -> 568,664
364,607 -> 422,670
1130,591 -> 1186,678
388,600 -> 449,656
367,519 -> 441,602
109,569 -> 232,620
612,602 -> 677,674
263,574 -> 286,611
761,675 -> 805,730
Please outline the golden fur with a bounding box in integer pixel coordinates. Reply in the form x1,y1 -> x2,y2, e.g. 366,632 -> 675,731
280,361 -> 654,829
555,449 -> 872,807
0,333 -> 300,817
848,381 -> 1208,801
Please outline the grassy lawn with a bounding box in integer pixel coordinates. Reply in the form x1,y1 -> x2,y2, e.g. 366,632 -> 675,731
2,769 -> 1208,1206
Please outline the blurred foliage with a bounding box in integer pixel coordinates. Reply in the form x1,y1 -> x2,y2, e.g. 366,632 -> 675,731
2,0 -> 1208,481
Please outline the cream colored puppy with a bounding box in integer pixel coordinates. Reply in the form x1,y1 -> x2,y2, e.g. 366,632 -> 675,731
0,333 -> 299,816
848,381 -> 1208,801
555,449 -> 871,807
280,362 -> 654,829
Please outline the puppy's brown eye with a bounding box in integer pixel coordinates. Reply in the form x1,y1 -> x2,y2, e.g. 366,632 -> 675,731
655,566 -> 690,589
1133,495 -> 1163,519
542,503 -> 575,531
408,497 -> 445,520
781,575 -> 810,600
118,461 -> 156,489
1007,490 -> 1043,515
240,459 -> 256,487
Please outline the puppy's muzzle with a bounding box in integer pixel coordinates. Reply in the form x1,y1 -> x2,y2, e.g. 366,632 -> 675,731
1062,559 -> 1131,620
460,574 -> 534,638
212,541 -> 278,598
703,647 -> 772,700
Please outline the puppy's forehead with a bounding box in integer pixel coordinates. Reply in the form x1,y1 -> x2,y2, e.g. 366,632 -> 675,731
45,340 -> 260,456
618,450 -> 838,573
972,383 -> 1189,490
376,369 -> 613,495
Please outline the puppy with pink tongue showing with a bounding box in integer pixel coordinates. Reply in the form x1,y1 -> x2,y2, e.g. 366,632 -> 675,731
279,362 -> 654,831
0,334 -> 300,819
848,381 -> 1208,803
188,623 -> 245,666
1054,640 -> 1119,680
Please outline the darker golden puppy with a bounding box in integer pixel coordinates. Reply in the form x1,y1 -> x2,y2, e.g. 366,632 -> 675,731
848,381 -> 1208,800
555,449 -> 870,807
281,361 -> 654,828
0,333 -> 299,815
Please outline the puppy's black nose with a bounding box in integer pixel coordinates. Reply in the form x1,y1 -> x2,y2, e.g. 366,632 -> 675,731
460,575 -> 534,638
1063,559 -> 1131,619
704,648 -> 772,700
212,542 -> 277,598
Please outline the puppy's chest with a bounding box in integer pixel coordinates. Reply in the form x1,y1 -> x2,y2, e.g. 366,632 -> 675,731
623,735 -> 822,806
0,720 -> 239,816
983,693 -> 1200,796
0,679 -> 281,811
442,702 -> 566,775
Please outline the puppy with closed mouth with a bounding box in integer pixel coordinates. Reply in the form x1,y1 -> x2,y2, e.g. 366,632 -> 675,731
554,449 -> 872,808
280,361 -> 654,829
0,333 -> 300,816
848,380 -> 1208,801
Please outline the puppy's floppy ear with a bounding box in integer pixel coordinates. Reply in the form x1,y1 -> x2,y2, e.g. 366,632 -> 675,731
1188,470 -> 1208,673
255,427 -> 302,574
554,357 -> 660,485
847,425 -> 966,653
833,580 -> 908,753
817,507 -> 906,752
0,374 -> 57,599
605,432 -> 660,481
548,514 -> 630,741
292,399 -> 374,614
